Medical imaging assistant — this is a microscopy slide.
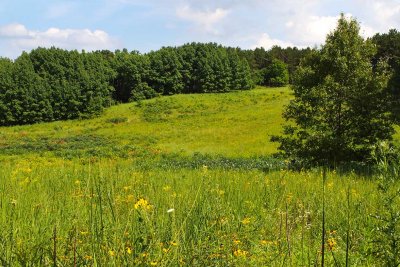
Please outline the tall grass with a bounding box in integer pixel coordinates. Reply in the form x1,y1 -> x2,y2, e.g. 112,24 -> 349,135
0,158 -> 389,266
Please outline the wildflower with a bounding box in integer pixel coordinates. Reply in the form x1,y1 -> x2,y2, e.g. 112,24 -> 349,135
167,208 -> 175,213
74,180 -> 81,185
241,217 -> 251,225
80,231 -> 89,236
233,239 -> 241,245
163,185 -> 171,191
260,240 -> 268,245
150,261 -> 158,266
233,249 -> 248,257
327,238 -> 337,251
170,241 -> 178,246
286,193 -> 293,203
134,198 -> 152,210
126,247 -> 132,254
84,255 -> 93,260
109,250 -> 115,257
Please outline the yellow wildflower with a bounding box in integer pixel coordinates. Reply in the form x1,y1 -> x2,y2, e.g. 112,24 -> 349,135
163,185 -> 171,191
233,239 -> 241,245
327,238 -> 337,251
150,261 -> 158,266
241,217 -> 251,225
134,198 -> 152,210
286,193 -> 293,203
84,255 -> 93,260
109,250 -> 115,257
233,249 -> 248,257
126,247 -> 132,254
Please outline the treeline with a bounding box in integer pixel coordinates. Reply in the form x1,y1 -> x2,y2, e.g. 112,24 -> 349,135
1,33 -> 399,127
112,43 -> 254,103
0,43 -> 258,126
239,46 -> 312,86
0,50 -> 114,125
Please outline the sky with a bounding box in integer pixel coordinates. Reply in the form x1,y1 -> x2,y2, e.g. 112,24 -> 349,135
0,0 -> 400,58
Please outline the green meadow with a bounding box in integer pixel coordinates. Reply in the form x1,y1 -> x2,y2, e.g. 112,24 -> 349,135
0,86 -> 289,159
0,87 -> 399,266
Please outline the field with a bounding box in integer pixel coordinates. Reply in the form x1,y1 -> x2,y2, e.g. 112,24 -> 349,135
0,87 -> 399,266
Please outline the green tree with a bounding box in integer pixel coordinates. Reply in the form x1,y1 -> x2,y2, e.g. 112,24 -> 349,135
372,29 -> 400,121
262,59 -> 289,87
273,15 -> 394,166
147,47 -> 184,95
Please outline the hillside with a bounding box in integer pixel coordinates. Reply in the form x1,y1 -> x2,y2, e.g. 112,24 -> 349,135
0,86 -> 291,159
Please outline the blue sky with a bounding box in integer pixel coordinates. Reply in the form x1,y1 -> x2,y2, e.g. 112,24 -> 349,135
0,0 -> 400,58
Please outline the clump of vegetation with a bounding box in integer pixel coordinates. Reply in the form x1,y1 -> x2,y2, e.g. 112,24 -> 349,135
368,142 -> 400,266
106,116 -> 128,124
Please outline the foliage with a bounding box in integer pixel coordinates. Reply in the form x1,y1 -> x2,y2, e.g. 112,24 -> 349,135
273,15 -> 395,166
261,59 -> 289,87
0,43 -> 256,126
372,29 -> 400,122
369,142 -> 400,266
238,46 -> 312,85
111,49 -> 156,102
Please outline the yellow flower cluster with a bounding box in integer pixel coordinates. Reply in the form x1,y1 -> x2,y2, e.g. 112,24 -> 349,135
241,217 -> 251,225
134,198 -> 152,210
233,249 -> 248,257
327,238 -> 337,251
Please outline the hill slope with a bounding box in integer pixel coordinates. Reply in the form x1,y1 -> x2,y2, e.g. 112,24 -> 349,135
0,86 -> 291,159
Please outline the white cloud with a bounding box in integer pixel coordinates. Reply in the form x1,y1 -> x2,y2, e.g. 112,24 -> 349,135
355,0 -> 400,31
0,23 -> 29,37
282,12 -> 380,47
176,5 -> 229,35
253,33 -> 295,49
0,23 -> 121,58
285,14 -> 342,46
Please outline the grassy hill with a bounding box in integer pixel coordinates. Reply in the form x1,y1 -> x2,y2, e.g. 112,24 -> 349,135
0,86 -> 398,266
0,86 -> 291,159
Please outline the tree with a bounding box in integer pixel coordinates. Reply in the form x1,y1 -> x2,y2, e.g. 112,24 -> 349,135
372,29 -> 400,121
262,59 -> 289,87
272,15 -> 394,166
147,47 -> 184,95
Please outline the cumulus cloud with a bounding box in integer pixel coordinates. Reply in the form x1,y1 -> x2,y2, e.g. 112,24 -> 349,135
0,23 -> 120,58
353,0 -> 400,32
176,5 -> 229,35
253,33 -> 295,49
285,15 -> 340,45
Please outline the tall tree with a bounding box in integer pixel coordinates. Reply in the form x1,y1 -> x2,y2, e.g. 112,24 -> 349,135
147,47 -> 184,95
273,15 -> 394,165
372,29 -> 400,121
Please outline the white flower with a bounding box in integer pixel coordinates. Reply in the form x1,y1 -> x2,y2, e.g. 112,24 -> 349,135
167,208 -> 175,213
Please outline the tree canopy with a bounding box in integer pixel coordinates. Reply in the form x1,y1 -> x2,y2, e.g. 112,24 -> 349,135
273,15 -> 395,166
